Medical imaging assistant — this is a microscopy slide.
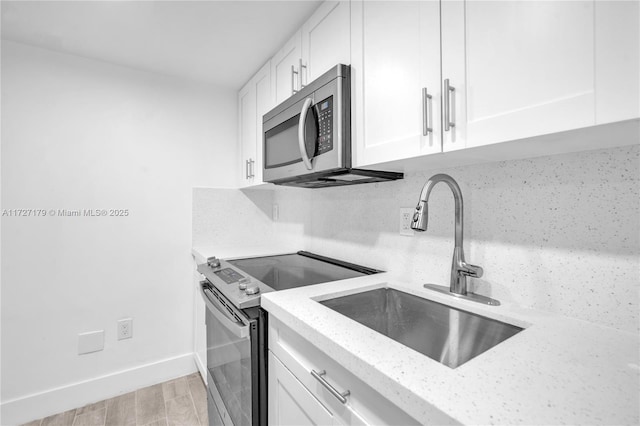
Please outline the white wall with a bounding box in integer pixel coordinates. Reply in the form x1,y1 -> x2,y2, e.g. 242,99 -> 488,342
1,41 -> 237,423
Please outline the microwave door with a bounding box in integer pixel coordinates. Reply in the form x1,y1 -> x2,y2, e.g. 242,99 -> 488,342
263,76 -> 343,183
262,98 -> 320,182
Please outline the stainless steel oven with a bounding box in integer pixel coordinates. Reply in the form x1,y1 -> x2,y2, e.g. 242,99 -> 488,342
197,251 -> 382,426
199,283 -> 266,426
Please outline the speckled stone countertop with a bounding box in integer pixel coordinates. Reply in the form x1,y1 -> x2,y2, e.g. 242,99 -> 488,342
261,275 -> 640,425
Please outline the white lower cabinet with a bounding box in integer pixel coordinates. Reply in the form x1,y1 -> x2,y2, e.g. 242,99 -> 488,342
269,352 -> 336,426
268,317 -> 421,426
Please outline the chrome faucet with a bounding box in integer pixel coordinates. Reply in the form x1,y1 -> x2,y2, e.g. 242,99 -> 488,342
411,174 -> 494,304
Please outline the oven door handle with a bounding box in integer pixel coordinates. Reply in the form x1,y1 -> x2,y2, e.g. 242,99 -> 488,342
199,283 -> 249,339
298,97 -> 314,170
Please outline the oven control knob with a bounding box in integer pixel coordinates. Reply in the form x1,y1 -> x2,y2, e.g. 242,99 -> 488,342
245,283 -> 260,295
238,277 -> 250,290
207,256 -> 221,269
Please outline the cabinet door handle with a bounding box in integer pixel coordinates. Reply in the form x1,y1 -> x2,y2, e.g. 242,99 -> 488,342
422,87 -> 433,136
299,59 -> 307,89
444,79 -> 455,131
249,159 -> 255,178
311,369 -> 350,404
291,65 -> 299,95
245,159 -> 250,179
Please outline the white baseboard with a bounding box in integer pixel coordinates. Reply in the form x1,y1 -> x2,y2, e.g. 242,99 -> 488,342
0,352 -> 197,425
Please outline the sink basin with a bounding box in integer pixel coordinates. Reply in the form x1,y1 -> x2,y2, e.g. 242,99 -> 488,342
320,288 -> 523,368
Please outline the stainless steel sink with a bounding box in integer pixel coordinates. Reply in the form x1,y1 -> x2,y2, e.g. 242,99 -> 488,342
320,288 -> 523,368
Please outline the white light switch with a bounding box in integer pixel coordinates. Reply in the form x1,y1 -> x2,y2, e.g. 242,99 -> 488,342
78,330 -> 104,355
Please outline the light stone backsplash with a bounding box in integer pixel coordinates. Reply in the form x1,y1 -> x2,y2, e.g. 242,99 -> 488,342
193,145 -> 639,333
192,188 -> 277,247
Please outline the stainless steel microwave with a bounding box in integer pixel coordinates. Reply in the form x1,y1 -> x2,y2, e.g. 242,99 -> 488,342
262,64 -> 403,188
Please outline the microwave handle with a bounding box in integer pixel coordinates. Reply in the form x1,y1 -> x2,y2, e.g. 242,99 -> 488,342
298,97 -> 314,170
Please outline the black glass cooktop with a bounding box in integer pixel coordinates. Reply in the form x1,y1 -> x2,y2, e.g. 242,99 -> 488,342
227,251 -> 381,291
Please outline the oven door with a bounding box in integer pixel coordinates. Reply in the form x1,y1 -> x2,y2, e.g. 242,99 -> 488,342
263,80 -> 344,183
200,282 -> 263,426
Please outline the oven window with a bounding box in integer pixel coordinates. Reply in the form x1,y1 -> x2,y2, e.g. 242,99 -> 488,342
264,114 -> 302,168
206,304 -> 252,425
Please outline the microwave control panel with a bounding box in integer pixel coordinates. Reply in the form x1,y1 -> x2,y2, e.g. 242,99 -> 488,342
316,97 -> 333,155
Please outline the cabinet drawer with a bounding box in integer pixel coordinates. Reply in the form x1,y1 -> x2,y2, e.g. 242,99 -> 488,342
269,317 -> 420,426
269,351 -> 335,425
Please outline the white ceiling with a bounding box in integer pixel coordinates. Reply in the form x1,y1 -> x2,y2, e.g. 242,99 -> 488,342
1,0 -> 323,89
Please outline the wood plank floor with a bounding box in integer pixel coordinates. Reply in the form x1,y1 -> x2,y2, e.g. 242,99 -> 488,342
22,373 -> 208,426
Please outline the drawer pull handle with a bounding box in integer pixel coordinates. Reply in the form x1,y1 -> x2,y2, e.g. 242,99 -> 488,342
311,369 -> 350,404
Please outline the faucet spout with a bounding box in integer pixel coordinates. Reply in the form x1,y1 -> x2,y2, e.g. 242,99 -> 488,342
411,174 -> 483,296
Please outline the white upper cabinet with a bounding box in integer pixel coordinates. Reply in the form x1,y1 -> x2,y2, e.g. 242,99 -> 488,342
271,32 -> 303,105
301,1 -> 351,83
441,0 -> 597,151
254,62 -> 274,180
351,0 -> 442,167
595,0 -> 640,124
238,80 -> 256,187
239,61 -> 273,188
271,1 -> 351,107
241,0 -> 353,188
238,1 -> 639,183
352,0 -> 638,168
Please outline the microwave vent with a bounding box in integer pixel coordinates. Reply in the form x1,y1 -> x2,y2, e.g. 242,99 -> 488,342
274,168 -> 403,188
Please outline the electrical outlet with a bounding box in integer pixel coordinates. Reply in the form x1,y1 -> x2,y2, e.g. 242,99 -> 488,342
400,208 -> 415,236
117,318 -> 133,340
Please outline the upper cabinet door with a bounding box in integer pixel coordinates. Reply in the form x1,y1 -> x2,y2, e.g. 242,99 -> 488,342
352,0 -> 442,167
238,61 -> 272,188
595,0 -> 640,124
301,1 -> 351,83
271,31 -> 302,105
238,79 -> 257,187
253,61 -> 273,185
441,0 -> 596,151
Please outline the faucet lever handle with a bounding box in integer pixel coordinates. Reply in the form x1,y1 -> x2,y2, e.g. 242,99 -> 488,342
460,262 -> 483,278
